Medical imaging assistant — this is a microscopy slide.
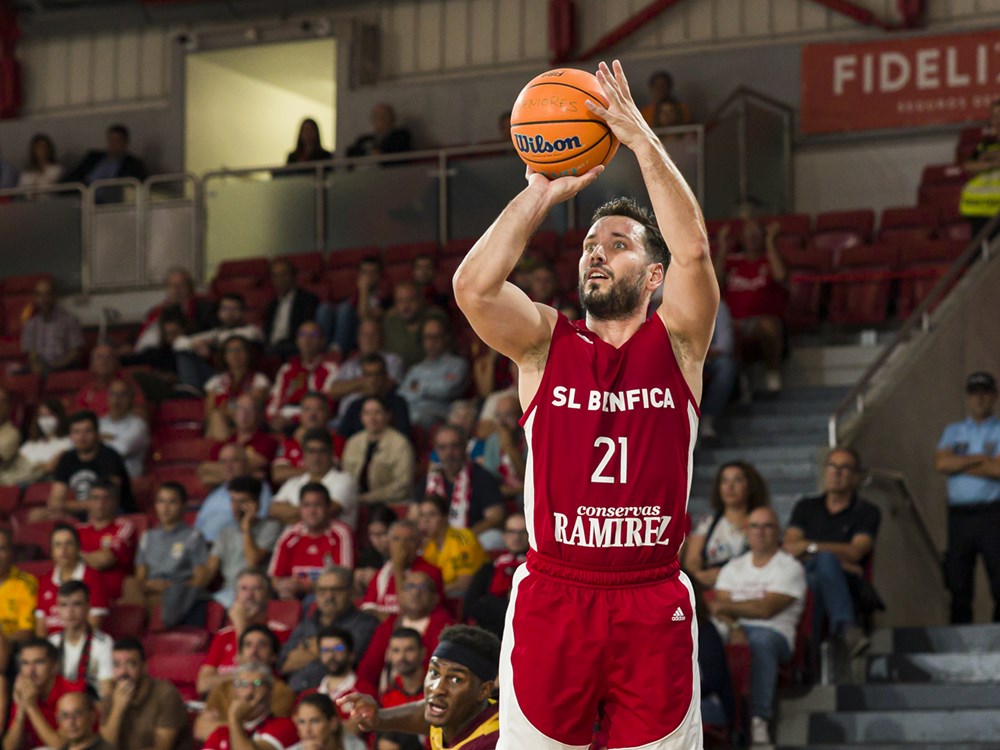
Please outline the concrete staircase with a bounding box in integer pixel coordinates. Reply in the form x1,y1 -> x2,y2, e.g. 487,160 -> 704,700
776,624 -> 1000,748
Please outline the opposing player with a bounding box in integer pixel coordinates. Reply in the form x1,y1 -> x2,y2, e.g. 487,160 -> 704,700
452,60 -> 718,749
338,624 -> 500,750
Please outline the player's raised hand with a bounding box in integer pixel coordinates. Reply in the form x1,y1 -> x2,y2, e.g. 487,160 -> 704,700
587,60 -> 652,150
336,692 -> 379,732
525,164 -> 603,205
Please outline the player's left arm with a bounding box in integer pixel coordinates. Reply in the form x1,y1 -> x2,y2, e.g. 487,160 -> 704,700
589,61 -> 718,396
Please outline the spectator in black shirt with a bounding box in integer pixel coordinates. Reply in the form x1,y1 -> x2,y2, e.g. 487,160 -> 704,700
63,124 -> 147,204
34,410 -> 132,521
346,104 -> 412,159
783,447 -> 880,656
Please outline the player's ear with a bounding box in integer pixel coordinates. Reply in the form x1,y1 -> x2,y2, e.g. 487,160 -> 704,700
647,261 -> 665,288
477,678 -> 496,702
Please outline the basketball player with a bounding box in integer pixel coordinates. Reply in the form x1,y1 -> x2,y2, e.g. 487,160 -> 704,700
451,60 -> 718,749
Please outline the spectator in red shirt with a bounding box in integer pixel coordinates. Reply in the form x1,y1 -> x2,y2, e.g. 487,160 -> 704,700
267,322 -> 338,432
272,392 -> 344,485
201,662 -> 299,750
35,525 -> 109,636
74,344 -> 146,419
200,394 -> 279,486
3,637 -> 85,750
76,480 -> 136,601
204,334 -> 272,442
197,569 -> 291,696
359,570 -> 453,689
360,521 -> 443,620
376,628 -> 425,709
714,220 -> 788,392
269,483 -> 355,601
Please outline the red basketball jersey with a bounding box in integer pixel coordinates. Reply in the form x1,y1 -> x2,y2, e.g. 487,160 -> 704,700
520,313 -> 698,570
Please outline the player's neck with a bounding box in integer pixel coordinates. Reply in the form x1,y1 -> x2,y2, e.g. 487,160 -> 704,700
442,700 -> 490,745
585,313 -> 646,348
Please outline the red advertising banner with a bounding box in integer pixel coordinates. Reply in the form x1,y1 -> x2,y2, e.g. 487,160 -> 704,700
801,30 -> 1000,135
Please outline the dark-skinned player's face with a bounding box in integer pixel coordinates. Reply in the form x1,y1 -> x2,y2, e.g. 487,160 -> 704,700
424,656 -> 492,729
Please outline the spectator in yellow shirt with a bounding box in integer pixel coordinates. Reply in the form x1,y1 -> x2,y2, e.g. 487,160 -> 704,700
0,527 -> 39,726
417,495 -> 486,599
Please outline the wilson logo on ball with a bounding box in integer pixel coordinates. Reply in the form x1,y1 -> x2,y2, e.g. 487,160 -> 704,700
513,133 -> 583,155
510,67 -> 619,179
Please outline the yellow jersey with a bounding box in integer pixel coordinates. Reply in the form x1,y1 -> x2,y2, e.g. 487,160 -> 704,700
0,566 -> 38,637
421,528 -> 487,588
429,701 -> 499,750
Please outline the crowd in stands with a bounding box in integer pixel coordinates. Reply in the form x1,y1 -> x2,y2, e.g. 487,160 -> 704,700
0,88 -> 994,750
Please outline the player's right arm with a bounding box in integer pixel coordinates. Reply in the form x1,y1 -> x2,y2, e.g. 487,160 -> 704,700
336,692 -> 430,735
453,169 -> 602,369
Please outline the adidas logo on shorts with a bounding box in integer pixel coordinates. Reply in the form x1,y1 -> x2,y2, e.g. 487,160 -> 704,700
671,607 -> 686,622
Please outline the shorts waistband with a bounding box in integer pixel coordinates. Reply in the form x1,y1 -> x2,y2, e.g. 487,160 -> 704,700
526,550 -> 680,587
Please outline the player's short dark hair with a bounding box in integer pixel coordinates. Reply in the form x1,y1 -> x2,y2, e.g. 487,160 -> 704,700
50,522 -> 81,548
298,692 -> 336,719
302,428 -> 333,450
317,626 -> 355,652
708,461 -> 771,514
20,637 -> 59,662
229,474 -> 262,500
240,624 -> 280,657
57,580 -> 90,601
300,481 -> 331,504
68,410 -> 99,431
437,624 -> 501,673
113,637 -> 145,661
158,480 -> 188,504
390,627 -> 423,649
420,493 -> 450,518
591,197 -> 670,269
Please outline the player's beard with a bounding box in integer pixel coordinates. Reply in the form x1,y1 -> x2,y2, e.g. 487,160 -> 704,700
579,267 -> 646,321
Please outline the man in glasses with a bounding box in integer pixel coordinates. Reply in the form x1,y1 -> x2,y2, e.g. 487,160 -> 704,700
201,662 -> 298,750
297,627 -> 377,737
711,507 -> 806,746
54,691 -> 112,750
935,371 -> 1000,623
280,568 -> 378,687
784,447 -> 880,656
196,625 -> 294,742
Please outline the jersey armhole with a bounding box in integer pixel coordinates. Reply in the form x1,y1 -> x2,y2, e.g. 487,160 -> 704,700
652,315 -> 702,418
516,313 -> 567,429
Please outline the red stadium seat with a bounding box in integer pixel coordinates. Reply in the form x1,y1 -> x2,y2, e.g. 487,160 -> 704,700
814,209 -> 875,239
151,467 -> 207,505
131,475 -> 155,513
153,438 -> 215,466
22,482 -> 53,507
326,246 -> 380,269
216,257 -> 270,282
808,231 -> 864,266
147,653 -> 204,701
0,486 -> 20,516
827,266 -> 892,325
2,372 -> 41,405
42,369 -> 91,400
759,213 -> 811,241
920,163 -> 967,187
781,245 -> 831,273
152,424 -> 204,447
283,251 -> 326,278
383,241 -> 438,265
15,521 -> 57,557
526,229 -> 560,261
2,296 -> 33,338
299,280 -> 331,303
384,263 -> 413,287
1,274 -> 52,295
784,276 -> 825,332
212,276 -> 264,297
267,599 -> 302,630
898,239 -> 965,266
324,268 -> 357,302
105,603 -> 147,640
16,560 -> 50,581
895,263 -> 953,320
878,206 -> 939,243
837,243 -> 899,269
144,630 -> 210,656
206,600 -> 227,632
918,182 -> 963,212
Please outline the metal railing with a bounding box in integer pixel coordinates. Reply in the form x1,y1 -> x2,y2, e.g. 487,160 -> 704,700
827,213 -> 1000,447
1,127 -> 705,293
865,467 -> 943,564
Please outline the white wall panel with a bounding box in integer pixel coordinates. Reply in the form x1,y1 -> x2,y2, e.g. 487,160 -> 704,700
67,37 -> 93,106
92,33 -> 117,103
115,33 -> 140,100
43,41 -> 68,110
468,0 -> 495,66
416,0 -> 444,72
442,0 -> 469,69
140,29 -> 166,99
496,0 -> 523,64
523,0 -> 549,61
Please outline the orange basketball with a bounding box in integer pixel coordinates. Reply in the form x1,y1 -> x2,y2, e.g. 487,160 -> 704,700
510,68 -> 619,180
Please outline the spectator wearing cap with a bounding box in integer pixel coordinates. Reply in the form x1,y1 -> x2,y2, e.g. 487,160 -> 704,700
21,277 -> 84,376
271,429 -> 359,530
935,371 -> 1000,623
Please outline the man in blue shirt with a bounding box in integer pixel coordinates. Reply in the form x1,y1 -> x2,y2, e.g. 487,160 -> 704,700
935,371 -> 1000,623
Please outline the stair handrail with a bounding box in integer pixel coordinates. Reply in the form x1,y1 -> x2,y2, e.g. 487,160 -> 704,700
828,213 -> 1000,447
864,466 -> 942,570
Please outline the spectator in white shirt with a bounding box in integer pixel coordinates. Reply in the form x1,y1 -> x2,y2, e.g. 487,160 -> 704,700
98,379 -> 150,478
271,429 -> 358,530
